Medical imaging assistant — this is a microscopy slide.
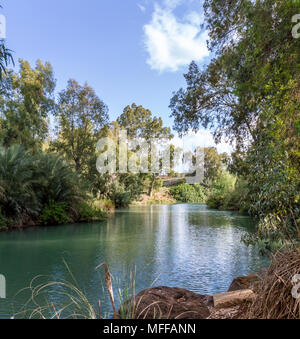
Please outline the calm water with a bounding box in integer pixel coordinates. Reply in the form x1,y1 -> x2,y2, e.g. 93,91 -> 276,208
0,204 -> 269,318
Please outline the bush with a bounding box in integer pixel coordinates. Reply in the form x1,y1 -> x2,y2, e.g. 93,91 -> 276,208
170,183 -> 207,203
94,199 -> 115,213
207,171 -> 237,210
34,152 -> 85,209
78,202 -> 107,223
0,209 -> 8,231
0,145 -> 39,225
0,146 -> 88,228
39,201 -> 69,226
222,179 -> 250,212
110,188 -> 131,208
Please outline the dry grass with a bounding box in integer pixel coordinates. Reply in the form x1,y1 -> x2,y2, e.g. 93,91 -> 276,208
247,249 -> 300,319
15,261 -> 138,319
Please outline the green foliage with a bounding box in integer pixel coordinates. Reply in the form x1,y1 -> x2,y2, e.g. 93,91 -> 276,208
116,103 -> 174,198
78,202 -> 106,223
223,179 -> 250,212
39,201 -> 69,226
170,183 -> 207,203
118,174 -> 145,202
0,208 -> 8,231
117,103 -> 172,140
170,0 -> 300,249
33,151 -> 85,207
0,39 -> 14,79
51,79 -> 109,173
242,214 -> 296,256
0,145 -> 87,228
93,199 -> 115,213
108,183 -> 132,208
0,145 -> 39,225
203,147 -> 229,185
207,171 -> 237,210
0,59 -> 56,150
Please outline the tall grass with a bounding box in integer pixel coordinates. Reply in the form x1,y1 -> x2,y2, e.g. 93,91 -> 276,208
14,262 -> 139,319
14,261 -> 173,319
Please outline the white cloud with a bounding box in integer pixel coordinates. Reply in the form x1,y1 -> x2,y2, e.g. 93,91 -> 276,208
143,1 -> 209,72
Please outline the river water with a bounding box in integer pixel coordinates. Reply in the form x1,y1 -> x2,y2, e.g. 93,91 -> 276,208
0,204 -> 269,318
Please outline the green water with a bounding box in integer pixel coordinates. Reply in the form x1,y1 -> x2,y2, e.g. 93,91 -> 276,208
0,204 -> 269,318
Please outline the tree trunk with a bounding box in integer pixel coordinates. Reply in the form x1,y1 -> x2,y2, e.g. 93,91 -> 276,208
149,175 -> 156,197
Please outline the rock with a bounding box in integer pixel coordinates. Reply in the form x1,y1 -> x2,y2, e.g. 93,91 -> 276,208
228,274 -> 261,292
213,289 -> 256,309
120,286 -> 211,319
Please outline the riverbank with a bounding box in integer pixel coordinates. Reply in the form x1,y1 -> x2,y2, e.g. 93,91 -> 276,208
132,188 -> 176,206
120,250 -> 300,319
119,271 -> 265,319
0,199 -> 114,232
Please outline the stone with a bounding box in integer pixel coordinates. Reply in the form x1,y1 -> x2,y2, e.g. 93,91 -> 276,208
120,286 -> 211,319
228,274 -> 261,292
213,289 -> 256,309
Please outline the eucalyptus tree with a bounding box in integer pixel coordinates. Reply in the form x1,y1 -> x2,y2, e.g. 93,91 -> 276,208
117,103 -> 173,196
170,0 -> 300,248
0,59 -> 56,150
51,79 -> 109,174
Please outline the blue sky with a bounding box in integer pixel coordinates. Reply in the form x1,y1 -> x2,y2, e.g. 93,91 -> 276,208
1,0 -> 232,153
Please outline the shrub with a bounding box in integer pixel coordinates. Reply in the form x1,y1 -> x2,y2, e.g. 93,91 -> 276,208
108,183 -> 132,208
207,171 -> 237,210
78,202 -> 107,223
222,179 -> 250,212
170,183 -> 207,203
94,199 -> 115,213
0,145 -> 39,226
0,209 -> 8,231
33,152 -> 85,209
39,201 -> 69,226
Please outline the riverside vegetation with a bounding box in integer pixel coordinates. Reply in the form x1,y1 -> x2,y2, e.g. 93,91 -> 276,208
0,0 -> 299,255
0,0 -> 299,319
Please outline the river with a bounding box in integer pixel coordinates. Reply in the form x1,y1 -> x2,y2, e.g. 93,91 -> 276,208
0,204 -> 269,318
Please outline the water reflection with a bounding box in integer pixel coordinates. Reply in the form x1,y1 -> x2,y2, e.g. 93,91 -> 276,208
0,204 -> 268,318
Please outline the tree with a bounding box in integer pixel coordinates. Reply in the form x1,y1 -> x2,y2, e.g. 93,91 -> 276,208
51,79 -> 109,174
170,0 -> 300,148
117,103 -> 173,197
0,40 -> 14,79
203,148 -> 228,185
0,3 -> 14,79
0,59 -> 56,150
169,0 -> 300,248
117,103 -> 172,140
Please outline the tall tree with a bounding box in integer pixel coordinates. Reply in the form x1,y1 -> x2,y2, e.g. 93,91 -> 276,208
117,103 -> 173,196
170,0 -> 300,148
0,59 -> 56,150
117,103 -> 172,140
51,79 -> 109,174
170,0 -> 300,247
